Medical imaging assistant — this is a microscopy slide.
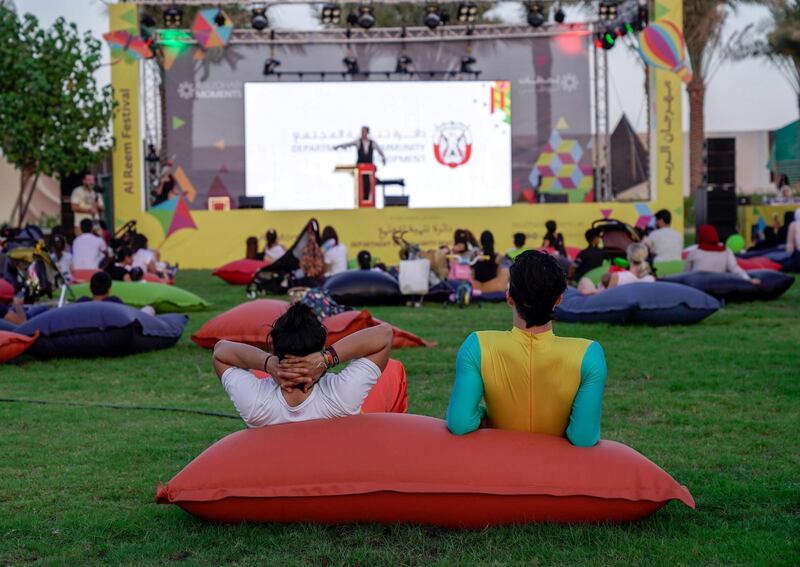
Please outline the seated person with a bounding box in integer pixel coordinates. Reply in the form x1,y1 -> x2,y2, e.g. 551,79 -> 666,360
213,303 -> 393,428
49,234 -> 73,280
542,220 -> 566,257
686,225 -> 760,285
473,230 -> 500,283
131,234 -> 157,274
606,243 -> 655,288
1,296 -> 27,326
245,236 -> 263,261
645,209 -> 683,262
505,232 -> 530,261
75,272 -> 123,304
72,219 -> 108,270
569,228 -> 605,282
446,250 -> 606,447
104,247 -> 134,281
321,226 -> 348,277
264,229 -> 285,262
785,209 -> 800,271
357,250 -> 372,270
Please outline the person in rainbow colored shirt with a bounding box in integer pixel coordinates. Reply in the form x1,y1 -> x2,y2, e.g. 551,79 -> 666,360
446,250 -> 607,447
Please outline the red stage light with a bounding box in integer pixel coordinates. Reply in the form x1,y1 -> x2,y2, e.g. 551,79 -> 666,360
555,34 -> 584,55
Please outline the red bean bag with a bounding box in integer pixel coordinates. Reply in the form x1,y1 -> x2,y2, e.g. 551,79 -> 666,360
213,259 -> 271,285
156,413 -> 694,526
0,279 -> 13,304
192,301 -> 430,350
736,257 -> 783,271
72,269 -> 174,285
0,330 -> 38,363
251,358 -> 408,414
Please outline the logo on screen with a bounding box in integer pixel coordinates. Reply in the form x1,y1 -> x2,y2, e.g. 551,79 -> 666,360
433,122 -> 472,169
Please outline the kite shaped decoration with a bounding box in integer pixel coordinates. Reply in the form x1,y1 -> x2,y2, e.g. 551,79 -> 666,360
191,8 -> 234,50
103,30 -> 154,61
148,197 -> 197,241
638,20 -> 693,84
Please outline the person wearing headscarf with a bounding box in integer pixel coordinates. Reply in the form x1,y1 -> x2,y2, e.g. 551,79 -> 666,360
685,225 -> 760,284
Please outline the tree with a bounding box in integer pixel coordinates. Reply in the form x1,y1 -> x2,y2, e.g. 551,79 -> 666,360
764,0 -> 800,119
683,0 -> 764,194
0,7 -> 113,226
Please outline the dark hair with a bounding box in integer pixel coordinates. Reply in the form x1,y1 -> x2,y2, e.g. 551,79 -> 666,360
90,271 -> 112,296
321,226 -> 338,245
357,250 -> 372,270
362,126 -> 369,133
513,232 -> 526,248
51,234 -> 66,259
454,229 -> 468,245
245,236 -> 258,260
266,229 -> 278,248
131,233 -> 148,253
480,230 -> 495,257
115,246 -> 133,263
654,209 -> 671,225
508,250 -> 566,327
79,219 -> 93,234
585,228 -> 598,244
269,303 -> 327,359
545,220 -> 557,234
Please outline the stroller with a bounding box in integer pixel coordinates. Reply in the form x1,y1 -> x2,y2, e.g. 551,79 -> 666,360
591,219 -> 640,262
1,225 -> 72,303
247,219 -> 323,298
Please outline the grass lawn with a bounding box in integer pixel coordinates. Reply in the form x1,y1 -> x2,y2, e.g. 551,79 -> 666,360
1,270 -> 798,566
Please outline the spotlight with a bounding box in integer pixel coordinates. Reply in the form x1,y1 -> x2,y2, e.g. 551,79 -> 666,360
526,2 -> 545,28
343,54 -> 359,74
346,11 -> 358,26
594,31 -> 615,50
321,3 -> 342,25
456,2 -> 478,24
554,5 -> 565,24
251,4 -> 268,31
214,9 -> 226,27
460,55 -> 476,73
163,4 -> 183,28
263,58 -> 281,75
598,1 -> 618,22
140,13 -> 156,29
423,5 -> 443,30
395,54 -> 413,74
357,6 -> 375,29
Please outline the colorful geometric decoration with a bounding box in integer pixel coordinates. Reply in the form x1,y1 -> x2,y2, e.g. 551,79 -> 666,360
634,203 -> 653,230
148,197 -> 197,240
191,9 -> 234,50
529,125 -> 594,203
207,176 -> 230,199
601,208 -> 613,219
214,139 -> 226,151
172,116 -> 185,130
174,166 -> 198,203
490,81 -> 511,124
639,20 -> 692,84
103,30 -> 154,62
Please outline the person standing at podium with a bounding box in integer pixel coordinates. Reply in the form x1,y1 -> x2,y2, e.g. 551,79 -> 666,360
333,126 -> 386,202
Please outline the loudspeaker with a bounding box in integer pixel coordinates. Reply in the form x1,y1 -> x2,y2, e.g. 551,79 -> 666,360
696,184 -> 737,242
238,196 -> 264,209
384,195 -> 409,207
703,138 -> 736,186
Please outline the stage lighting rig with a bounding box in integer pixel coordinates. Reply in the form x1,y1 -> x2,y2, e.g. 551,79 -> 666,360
395,54 -> 413,74
526,2 -> 546,28
424,5 -> 449,30
456,2 -> 478,24
554,4 -> 565,24
163,4 -> 183,28
343,54 -> 360,74
460,55 -> 476,74
251,4 -> 268,31
321,3 -> 342,25
263,58 -> 281,75
357,6 -> 375,29
598,1 -> 618,21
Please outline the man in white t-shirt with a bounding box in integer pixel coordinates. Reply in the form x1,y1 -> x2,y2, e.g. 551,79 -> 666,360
72,219 -> 108,270
213,303 -> 392,428
71,173 -> 103,232
645,209 -> 683,262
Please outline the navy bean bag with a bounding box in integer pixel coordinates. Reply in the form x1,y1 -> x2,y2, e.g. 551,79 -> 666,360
662,270 -> 795,302
323,270 -> 403,306
14,302 -> 188,359
554,282 -> 721,325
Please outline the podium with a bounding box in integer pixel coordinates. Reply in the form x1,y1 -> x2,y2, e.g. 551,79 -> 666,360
334,163 -> 376,208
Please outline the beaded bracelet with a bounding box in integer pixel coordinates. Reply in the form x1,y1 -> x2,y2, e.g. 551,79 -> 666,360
326,345 -> 340,367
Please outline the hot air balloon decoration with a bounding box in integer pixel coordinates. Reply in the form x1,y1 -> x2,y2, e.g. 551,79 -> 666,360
638,20 -> 693,84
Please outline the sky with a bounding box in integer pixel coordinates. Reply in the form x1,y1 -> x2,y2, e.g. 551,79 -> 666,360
15,0 -> 800,133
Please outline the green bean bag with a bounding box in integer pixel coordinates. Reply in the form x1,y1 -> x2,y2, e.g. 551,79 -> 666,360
70,281 -> 209,313
581,260 -> 686,285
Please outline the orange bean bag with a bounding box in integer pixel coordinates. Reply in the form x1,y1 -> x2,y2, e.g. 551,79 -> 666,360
251,358 -> 408,414
71,269 -> 174,285
736,256 -> 783,271
0,331 -> 38,363
156,413 -> 694,527
213,259 -> 272,285
0,278 -> 14,304
191,300 -> 430,350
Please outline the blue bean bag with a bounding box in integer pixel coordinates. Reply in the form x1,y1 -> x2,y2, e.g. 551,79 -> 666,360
14,302 -> 188,359
554,282 -> 721,325
662,270 -> 795,302
323,270 -> 403,306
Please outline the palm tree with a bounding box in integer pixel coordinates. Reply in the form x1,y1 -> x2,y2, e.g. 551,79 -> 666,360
684,0 -> 764,193
765,0 -> 800,119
